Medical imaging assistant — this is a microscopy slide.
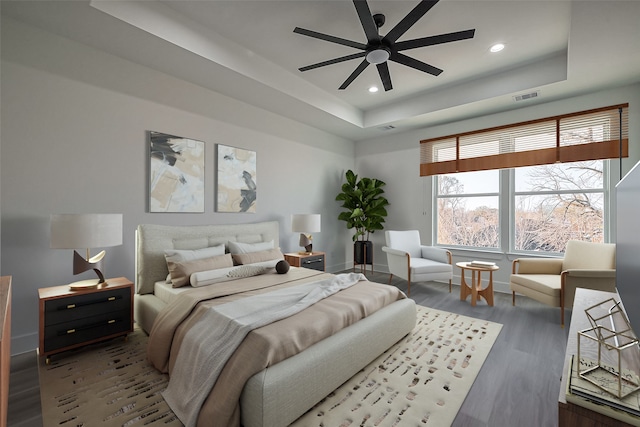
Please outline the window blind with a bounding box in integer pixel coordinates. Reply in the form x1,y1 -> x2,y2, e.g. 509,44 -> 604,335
420,104 -> 628,176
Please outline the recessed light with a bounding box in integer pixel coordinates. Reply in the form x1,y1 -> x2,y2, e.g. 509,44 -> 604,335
490,43 -> 505,53
369,86 -> 379,93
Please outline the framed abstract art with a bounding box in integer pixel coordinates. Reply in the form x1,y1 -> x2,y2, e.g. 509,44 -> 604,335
216,144 -> 257,213
149,131 -> 205,213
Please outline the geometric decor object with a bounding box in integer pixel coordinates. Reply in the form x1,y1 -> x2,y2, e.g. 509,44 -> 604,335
578,298 -> 640,399
149,131 -> 205,213
216,144 -> 257,213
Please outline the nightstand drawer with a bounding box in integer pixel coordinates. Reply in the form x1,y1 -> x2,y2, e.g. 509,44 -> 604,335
300,255 -> 325,271
44,287 -> 131,326
43,310 -> 130,353
38,277 -> 134,361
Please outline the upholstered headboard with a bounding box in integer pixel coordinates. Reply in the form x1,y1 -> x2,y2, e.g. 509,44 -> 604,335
135,221 -> 279,295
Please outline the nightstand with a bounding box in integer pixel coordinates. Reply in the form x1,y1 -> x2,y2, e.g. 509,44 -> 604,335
38,277 -> 134,363
284,252 -> 326,271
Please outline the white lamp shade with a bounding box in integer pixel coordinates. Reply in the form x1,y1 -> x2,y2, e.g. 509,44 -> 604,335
50,214 -> 123,249
291,214 -> 321,233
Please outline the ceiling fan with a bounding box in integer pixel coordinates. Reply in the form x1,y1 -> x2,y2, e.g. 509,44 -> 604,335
294,0 -> 475,91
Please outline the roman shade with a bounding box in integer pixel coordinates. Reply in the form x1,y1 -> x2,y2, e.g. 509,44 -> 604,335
420,104 -> 629,176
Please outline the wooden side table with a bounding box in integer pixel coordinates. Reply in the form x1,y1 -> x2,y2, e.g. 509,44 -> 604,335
38,277 -> 134,363
284,252 -> 326,271
457,262 -> 499,306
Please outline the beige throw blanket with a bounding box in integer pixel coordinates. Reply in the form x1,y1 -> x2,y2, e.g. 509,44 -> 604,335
148,268 -> 406,427
163,273 -> 366,427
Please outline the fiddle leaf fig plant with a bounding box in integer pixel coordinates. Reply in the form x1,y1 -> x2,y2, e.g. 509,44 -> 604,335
336,169 -> 389,242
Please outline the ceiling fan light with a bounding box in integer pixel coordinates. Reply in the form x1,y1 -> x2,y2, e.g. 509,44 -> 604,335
490,43 -> 505,53
369,86 -> 379,93
366,48 -> 390,64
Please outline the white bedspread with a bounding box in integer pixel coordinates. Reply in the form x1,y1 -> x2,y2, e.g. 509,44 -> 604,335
162,272 -> 366,427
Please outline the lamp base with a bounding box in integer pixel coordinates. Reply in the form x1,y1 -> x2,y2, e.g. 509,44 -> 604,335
68,279 -> 107,291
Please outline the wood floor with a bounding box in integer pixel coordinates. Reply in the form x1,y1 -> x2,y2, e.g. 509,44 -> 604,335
7,271 -> 568,427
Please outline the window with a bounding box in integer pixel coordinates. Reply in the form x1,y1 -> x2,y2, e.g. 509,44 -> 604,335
428,105 -> 623,254
435,160 -> 606,253
513,161 -> 605,253
436,170 -> 500,249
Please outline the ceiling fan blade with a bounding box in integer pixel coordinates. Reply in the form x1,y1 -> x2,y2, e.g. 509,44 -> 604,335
339,59 -> 370,90
294,27 -> 367,50
390,52 -> 443,76
384,0 -> 439,43
353,0 -> 380,44
395,29 -> 476,51
299,52 -> 367,72
376,62 -> 393,91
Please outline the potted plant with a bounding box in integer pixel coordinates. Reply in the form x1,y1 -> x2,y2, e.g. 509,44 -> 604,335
335,169 -> 389,265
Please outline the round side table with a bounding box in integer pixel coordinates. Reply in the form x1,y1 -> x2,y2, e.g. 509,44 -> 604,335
457,262 -> 499,306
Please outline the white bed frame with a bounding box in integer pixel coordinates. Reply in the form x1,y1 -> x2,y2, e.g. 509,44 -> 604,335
134,221 -> 416,427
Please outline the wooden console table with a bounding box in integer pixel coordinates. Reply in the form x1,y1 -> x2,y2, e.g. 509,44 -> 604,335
0,276 -> 11,427
559,288 -> 640,426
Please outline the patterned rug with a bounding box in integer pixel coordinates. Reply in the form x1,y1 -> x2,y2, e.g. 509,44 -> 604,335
38,306 -> 502,427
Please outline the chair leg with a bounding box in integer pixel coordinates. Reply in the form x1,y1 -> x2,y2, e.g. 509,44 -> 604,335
407,278 -> 411,297
388,274 -> 393,285
512,291 -> 516,306
561,306 -> 565,328
448,278 -> 452,293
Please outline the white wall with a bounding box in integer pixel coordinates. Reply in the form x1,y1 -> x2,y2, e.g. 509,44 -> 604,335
0,17 -> 356,354
355,84 -> 640,293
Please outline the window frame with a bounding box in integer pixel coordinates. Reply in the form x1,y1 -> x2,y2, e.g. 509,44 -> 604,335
432,160 -> 610,255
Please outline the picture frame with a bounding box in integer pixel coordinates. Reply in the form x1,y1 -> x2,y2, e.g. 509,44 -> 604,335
148,131 -> 205,213
216,144 -> 257,213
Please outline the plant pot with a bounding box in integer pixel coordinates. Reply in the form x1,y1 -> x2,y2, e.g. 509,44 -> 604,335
354,240 -> 373,265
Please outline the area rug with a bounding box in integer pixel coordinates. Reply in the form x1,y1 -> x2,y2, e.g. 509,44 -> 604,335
39,306 -> 502,427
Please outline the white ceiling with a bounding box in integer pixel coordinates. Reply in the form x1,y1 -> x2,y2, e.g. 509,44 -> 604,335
3,0 -> 640,141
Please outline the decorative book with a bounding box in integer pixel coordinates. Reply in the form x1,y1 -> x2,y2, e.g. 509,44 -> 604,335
468,260 -> 496,268
566,355 -> 640,424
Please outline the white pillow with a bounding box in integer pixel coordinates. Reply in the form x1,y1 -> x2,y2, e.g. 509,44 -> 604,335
165,244 -> 226,263
228,240 -> 274,255
190,264 -> 272,287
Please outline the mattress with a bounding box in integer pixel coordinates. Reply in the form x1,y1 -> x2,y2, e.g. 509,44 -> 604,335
153,280 -> 191,305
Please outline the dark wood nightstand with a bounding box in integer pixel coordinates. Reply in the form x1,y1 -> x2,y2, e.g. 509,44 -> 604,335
38,277 -> 134,363
284,252 -> 326,271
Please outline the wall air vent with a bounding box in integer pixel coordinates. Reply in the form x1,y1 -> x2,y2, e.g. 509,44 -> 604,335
378,125 -> 396,131
513,91 -> 540,102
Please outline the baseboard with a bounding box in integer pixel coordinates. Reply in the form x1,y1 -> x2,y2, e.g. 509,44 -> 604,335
11,332 -> 38,356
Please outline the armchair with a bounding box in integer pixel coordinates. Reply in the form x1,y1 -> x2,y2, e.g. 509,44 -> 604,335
382,230 -> 453,296
510,240 -> 616,326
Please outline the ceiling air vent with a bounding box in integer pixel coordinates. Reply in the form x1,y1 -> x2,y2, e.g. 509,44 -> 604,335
378,125 -> 396,131
513,91 -> 540,102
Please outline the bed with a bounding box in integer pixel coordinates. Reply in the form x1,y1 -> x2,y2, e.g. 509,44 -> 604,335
134,221 -> 416,427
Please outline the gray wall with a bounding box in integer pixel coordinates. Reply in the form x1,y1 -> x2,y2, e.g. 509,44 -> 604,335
1,17 -> 356,354
355,83 -> 640,294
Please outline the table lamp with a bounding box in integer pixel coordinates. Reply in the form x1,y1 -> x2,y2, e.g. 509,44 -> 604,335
291,214 -> 321,254
50,213 -> 123,290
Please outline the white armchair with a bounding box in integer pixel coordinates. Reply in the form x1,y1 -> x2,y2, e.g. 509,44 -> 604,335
382,230 -> 453,296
